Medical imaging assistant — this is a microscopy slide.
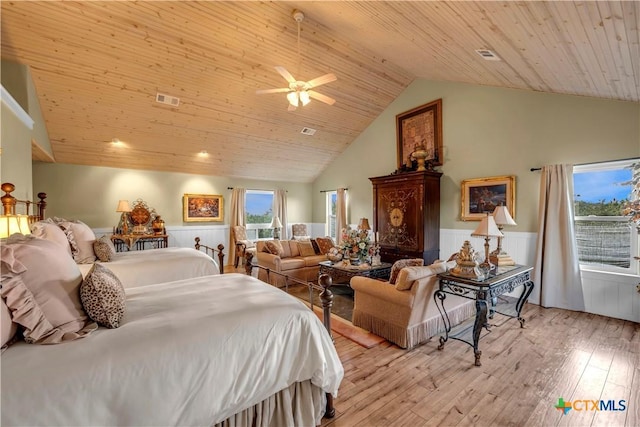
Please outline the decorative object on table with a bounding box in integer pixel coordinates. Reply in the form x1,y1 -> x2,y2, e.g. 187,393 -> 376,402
129,199 -> 154,234
449,240 -> 482,279
396,98 -> 443,172
340,226 -> 371,265
461,175 -> 515,221
410,143 -> 434,171
0,214 -> 31,239
270,216 -> 283,240
357,217 -> 371,231
115,200 -> 131,235
471,213 -> 504,276
490,205 -> 517,266
183,194 -> 223,222
151,215 -> 165,235
327,246 -> 343,263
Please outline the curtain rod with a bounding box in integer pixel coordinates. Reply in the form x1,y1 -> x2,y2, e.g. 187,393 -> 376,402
227,187 -> 287,192
319,188 -> 348,193
530,156 -> 639,172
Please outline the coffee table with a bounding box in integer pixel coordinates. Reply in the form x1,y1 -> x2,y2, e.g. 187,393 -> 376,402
318,260 -> 392,286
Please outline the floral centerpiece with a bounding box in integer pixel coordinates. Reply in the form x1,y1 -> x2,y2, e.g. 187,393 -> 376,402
340,227 -> 371,263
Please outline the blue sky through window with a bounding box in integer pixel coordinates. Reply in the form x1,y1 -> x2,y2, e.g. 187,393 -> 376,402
246,192 -> 273,215
574,169 -> 632,203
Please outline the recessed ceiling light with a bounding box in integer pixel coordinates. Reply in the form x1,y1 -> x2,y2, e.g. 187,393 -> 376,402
198,150 -> 209,157
111,138 -> 124,146
475,49 -> 501,61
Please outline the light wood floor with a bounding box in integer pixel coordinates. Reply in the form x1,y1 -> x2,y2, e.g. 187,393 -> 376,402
227,266 -> 640,426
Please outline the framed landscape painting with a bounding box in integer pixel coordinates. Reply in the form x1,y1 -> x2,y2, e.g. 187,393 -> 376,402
183,194 -> 223,222
460,175 -> 515,221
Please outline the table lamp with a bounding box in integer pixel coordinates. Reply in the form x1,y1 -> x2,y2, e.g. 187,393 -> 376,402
491,205 -> 517,266
270,216 -> 283,240
358,217 -> 371,231
0,214 -> 31,239
471,213 -> 503,274
116,200 -> 131,235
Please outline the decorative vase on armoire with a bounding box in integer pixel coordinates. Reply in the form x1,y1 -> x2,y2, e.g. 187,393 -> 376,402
369,170 -> 442,265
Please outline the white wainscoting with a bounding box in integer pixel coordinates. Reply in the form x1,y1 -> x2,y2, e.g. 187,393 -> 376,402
581,269 -> 639,323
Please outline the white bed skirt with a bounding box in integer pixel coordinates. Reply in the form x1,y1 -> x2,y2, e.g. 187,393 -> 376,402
215,380 -> 326,427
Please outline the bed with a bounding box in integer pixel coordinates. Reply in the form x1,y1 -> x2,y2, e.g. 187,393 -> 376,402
1,234 -> 343,426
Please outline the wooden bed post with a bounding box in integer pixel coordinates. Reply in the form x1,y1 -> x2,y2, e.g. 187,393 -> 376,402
36,192 -> 47,221
318,273 -> 335,419
194,238 -> 226,274
1,183 -> 17,215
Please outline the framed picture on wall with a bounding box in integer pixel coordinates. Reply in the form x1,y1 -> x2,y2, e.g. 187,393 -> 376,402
460,175 -> 515,221
183,194 -> 223,222
396,98 -> 443,170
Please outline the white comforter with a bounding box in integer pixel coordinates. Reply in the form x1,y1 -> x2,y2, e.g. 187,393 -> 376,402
78,247 -> 220,287
1,274 -> 343,426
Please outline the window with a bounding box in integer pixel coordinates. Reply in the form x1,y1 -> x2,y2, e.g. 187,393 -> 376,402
574,159 -> 639,274
245,190 -> 274,240
326,191 -> 337,239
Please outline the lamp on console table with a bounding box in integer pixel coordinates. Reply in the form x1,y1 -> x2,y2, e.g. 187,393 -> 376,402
116,200 -> 131,235
357,217 -> 371,231
490,205 -> 517,266
270,216 -> 283,240
471,213 -> 503,275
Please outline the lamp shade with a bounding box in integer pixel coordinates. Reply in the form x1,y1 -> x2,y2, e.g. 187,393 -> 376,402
471,214 -> 503,238
0,215 -> 31,239
286,91 -> 299,107
358,217 -> 371,231
270,216 -> 283,228
116,200 -> 131,213
492,205 -> 517,226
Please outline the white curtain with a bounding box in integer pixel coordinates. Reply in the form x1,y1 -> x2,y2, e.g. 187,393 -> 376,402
335,188 -> 347,244
229,188 -> 246,267
533,164 -> 585,311
273,189 -> 288,240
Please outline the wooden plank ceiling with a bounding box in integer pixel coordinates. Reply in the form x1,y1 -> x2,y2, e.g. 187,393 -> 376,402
1,1 -> 638,183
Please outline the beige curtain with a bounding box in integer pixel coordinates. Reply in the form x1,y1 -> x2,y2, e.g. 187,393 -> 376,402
273,189 -> 288,240
335,188 -> 347,244
533,164 -> 585,311
229,188 -> 246,267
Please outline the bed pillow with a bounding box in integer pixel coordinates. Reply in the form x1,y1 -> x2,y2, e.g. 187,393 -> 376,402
30,218 -> 72,255
315,237 -> 335,255
264,240 -> 284,257
93,235 -> 116,262
81,264 -> 126,328
1,298 -> 18,351
58,220 -> 97,263
0,235 -> 97,344
389,258 -> 424,285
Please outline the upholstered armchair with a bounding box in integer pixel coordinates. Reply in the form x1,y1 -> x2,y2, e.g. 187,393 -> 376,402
232,225 -> 257,268
291,223 -> 310,240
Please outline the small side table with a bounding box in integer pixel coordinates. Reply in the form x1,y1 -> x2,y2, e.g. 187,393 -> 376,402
111,234 -> 168,252
318,260 -> 392,286
435,265 -> 534,366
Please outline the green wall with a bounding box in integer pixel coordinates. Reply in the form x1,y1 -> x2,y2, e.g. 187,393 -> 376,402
312,79 -> 640,232
1,86 -> 33,201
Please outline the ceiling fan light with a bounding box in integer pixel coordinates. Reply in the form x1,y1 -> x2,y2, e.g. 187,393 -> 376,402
287,91 -> 299,107
299,90 -> 310,106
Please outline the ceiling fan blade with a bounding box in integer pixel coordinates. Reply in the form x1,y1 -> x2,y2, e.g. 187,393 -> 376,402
256,87 -> 290,94
275,66 -> 296,84
306,73 -> 337,88
308,90 -> 335,105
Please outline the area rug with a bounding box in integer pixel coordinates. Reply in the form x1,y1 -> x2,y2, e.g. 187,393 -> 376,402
286,283 -> 386,349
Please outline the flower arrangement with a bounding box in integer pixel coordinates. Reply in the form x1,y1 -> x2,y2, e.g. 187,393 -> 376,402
340,227 -> 371,262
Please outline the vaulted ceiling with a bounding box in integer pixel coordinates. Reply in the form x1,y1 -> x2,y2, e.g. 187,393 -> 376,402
2,1 -> 638,183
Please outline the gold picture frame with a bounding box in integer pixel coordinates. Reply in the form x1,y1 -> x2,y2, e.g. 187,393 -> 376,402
461,175 -> 515,221
396,98 -> 443,170
183,194 -> 223,222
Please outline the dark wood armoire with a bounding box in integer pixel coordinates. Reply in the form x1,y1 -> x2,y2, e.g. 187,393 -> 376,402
370,170 -> 442,265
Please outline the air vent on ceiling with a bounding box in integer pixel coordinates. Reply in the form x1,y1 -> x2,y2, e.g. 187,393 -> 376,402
156,92 -> 180,107
301,127 -> 316,136
475,49 -> 501,61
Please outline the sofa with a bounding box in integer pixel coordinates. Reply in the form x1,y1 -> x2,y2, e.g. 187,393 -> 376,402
350,260 -> 475,349
255,239 -> 329,286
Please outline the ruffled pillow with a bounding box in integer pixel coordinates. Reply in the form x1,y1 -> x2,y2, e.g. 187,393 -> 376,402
57,220 -> 97,264
93,235 -> 116,262
30,218 -> 72,255
80,264 -> 126,329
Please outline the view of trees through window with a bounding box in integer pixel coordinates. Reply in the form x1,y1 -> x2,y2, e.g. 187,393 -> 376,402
574,160 -> 638,271
245,190 -> 274,239
327,191 -> 337,239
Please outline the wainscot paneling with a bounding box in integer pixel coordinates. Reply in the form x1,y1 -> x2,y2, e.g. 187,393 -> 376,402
582,269 -> 640,323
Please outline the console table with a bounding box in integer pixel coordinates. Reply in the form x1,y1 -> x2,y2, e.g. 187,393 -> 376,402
111,234 -> 168,252
435,265 -> 534,366
318,260 -> 392,286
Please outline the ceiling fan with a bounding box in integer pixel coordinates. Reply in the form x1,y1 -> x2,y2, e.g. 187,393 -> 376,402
256,10 -> 337,111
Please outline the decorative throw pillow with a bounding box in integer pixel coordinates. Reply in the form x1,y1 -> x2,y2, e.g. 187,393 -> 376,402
297,240 -> 316,257
58,220 -> 97,264
93,235 -> 116,262
0,235 -> 97,344
315,237 -> 335,255
310,239 -> 321,254
264,240 -> 284,257
389,258 -> 424,285
395,265 -> 439,291
30,218 -> 72,255
80,264 -> 126,329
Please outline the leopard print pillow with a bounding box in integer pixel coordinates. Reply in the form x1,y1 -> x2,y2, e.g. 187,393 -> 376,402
389,258 -> 424,284
93,235 -> 116,262
80,264 -> 126,328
